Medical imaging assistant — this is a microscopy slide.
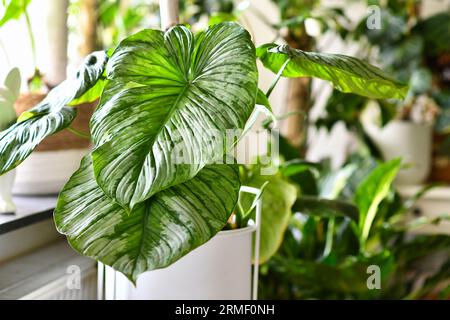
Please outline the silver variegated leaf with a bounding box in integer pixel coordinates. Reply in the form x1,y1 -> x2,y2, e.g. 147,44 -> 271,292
90,22 -> 258,208
0,51 -> 108,175
257,44 -> 408,100
54,155 -> 240,283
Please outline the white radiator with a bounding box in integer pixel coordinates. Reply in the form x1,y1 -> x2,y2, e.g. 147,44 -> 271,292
20,267 -> 97,300
0,240 -> 97,300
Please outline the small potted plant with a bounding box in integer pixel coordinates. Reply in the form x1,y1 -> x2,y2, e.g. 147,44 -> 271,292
363,92 -> 439,185
0,0 -> 406,299
0,68 -> 20,214
0,0 -> 97,195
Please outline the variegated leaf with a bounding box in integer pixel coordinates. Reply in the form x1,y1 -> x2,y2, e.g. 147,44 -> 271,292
0,51 -> 108,175
54,155 -> 240,283
90,22 -> 258,208
257,44 -> 408,100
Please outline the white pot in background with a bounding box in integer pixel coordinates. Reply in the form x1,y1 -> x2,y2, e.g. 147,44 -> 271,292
0,170 -> 16,214
13,149 -> 89,195
365,120 -> 432,185
100,225 -> 256,300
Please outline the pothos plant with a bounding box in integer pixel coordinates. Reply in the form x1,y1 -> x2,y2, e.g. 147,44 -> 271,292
0,21 -> 407,283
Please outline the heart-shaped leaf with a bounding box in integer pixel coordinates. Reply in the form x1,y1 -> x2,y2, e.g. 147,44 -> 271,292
90,22 -> 258,208
257,44 -> 408,100
0,51 -> 108,175
54,156 -> 240,283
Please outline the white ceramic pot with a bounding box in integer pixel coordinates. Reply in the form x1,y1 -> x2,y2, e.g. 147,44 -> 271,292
365,120 -> 432,185
100,225 -> 256,300
0,170 -> 16,214
13,149 -> 89,195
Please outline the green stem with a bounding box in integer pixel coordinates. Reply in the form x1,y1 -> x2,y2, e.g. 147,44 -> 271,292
67,126 -> 91,140
266,58 -> 290,98
24,9 -> 37,71
323,217 -> 335,257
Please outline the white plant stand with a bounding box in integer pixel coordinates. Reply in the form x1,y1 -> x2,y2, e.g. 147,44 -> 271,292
0,170 -> 15,214
98,186 -> 262,300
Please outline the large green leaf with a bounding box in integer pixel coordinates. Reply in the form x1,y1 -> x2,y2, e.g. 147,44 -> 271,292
257,44 -> 408,100
355,158 -> 401,248
241,173 -> 297,263
54,156 -> 240,283
90,22 -> 258,208
0,51 -> 108,175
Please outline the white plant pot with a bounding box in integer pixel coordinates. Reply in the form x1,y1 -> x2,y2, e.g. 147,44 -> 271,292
365,120 -> 432,185
13,149 -> 89,195
100,225 -> 256,300
0,170 -> 16,214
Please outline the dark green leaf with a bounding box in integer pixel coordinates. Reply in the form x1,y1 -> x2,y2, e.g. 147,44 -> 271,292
280,159 -> 320,177
278,133 -> 300,161
293,195 -> 359,221
413,12 -> 450,56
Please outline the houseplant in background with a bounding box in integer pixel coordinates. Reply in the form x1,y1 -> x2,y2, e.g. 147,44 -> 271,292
0,0 -> 407,299
317,0 -> 450,185
257,154 -> 450,299
0,67 -> 20,214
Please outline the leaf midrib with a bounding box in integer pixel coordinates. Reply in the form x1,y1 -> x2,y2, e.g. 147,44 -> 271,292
132,83 -> 190,204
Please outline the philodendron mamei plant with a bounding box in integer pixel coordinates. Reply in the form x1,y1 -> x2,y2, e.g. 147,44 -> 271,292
0,22 -> 407,283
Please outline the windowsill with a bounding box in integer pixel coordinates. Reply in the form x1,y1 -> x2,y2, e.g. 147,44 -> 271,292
0,196 -> 57,235
397,184 -> 450,200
